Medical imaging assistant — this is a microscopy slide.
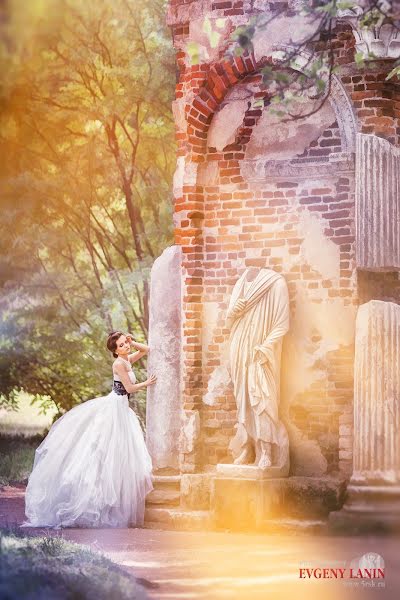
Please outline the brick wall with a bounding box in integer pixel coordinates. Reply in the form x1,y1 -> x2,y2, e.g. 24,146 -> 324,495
169,0 -> 400,477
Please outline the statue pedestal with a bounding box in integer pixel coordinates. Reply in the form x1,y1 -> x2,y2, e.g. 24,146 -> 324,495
212,468 -> 286,531
211,457 -> 290,530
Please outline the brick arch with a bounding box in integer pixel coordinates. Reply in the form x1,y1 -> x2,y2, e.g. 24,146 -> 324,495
187,49 -> 357,156
186,51 -> 259,154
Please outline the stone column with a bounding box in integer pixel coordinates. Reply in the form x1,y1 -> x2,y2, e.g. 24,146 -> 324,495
146,245 -> 182,472
330,300 -> 400,531
356,133 -> 400,271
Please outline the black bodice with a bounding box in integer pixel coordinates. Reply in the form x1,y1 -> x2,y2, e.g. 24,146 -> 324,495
112,380 -> 131,400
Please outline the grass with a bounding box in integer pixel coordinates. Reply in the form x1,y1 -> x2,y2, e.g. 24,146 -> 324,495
0,528 -> 149,599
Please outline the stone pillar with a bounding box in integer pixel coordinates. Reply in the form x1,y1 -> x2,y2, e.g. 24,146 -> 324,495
146,245 -> 182,472
356,133 -> 400,271
330,300 -> 400,531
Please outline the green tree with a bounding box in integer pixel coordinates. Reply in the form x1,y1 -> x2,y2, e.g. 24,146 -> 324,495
0,0 -> 175,419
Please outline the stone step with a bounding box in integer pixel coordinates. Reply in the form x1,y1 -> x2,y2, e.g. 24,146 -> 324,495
144,507 -> 328,534
145,488 -> 180,507
215,518 -> 328,535
144,507 -> 213,531
258,517 -> 329,535
151,474 -> 181,492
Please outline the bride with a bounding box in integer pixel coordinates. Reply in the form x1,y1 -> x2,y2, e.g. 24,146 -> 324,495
22,331 -> 157,529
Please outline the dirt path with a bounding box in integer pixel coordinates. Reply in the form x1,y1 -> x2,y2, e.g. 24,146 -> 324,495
0,483 -> 26,528
1,485 -> 400,600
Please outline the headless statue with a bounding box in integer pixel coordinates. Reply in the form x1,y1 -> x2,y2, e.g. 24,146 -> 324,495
226,267 -> 290,469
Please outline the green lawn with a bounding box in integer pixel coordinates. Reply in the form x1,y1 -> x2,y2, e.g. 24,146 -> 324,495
0,529 -> 149,599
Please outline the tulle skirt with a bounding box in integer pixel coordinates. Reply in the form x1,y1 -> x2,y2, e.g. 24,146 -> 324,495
22,391 -> 154,528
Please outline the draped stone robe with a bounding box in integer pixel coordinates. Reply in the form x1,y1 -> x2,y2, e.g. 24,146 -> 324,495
226,268 -> 290,466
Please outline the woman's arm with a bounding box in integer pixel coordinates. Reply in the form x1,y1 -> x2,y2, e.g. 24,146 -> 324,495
126,334 -> 149,364
113,362 -> 156,394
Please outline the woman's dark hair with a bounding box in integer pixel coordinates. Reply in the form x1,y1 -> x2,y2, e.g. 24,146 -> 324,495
107,331 -> 125,358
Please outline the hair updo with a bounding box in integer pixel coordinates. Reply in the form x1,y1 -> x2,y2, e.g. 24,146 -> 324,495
107,331 -> 125,358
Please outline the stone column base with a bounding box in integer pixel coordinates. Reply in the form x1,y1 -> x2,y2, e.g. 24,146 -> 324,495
329,484 -> 400,533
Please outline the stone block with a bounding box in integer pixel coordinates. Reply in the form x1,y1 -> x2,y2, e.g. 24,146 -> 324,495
211,475 -> 347,531
283,477 -> 347,519
339,437 -> 352,450
180,473 -> 212,510
339,424 -> 352,436
339,450 -> 352,460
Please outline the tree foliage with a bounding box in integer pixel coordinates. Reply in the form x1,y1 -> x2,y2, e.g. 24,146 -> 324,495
230,0 -> 400,119
0,0 -> 175,417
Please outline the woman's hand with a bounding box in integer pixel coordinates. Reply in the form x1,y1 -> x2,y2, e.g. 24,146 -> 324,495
145,374 -> 157,386
127,335 -> 149,353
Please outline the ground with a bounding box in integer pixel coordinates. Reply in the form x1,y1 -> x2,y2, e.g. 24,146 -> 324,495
1,484 -> 399,599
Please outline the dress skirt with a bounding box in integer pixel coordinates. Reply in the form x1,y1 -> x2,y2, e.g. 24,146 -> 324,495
23,390 -> 154,528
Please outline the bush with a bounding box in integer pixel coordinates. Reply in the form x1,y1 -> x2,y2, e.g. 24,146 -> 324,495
0,434 -> 42,487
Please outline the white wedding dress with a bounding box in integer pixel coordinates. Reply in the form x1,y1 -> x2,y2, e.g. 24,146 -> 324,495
23,360 -> 154,528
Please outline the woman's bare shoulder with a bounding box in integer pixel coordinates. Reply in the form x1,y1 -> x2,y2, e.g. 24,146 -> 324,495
112,358 -> 128,371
